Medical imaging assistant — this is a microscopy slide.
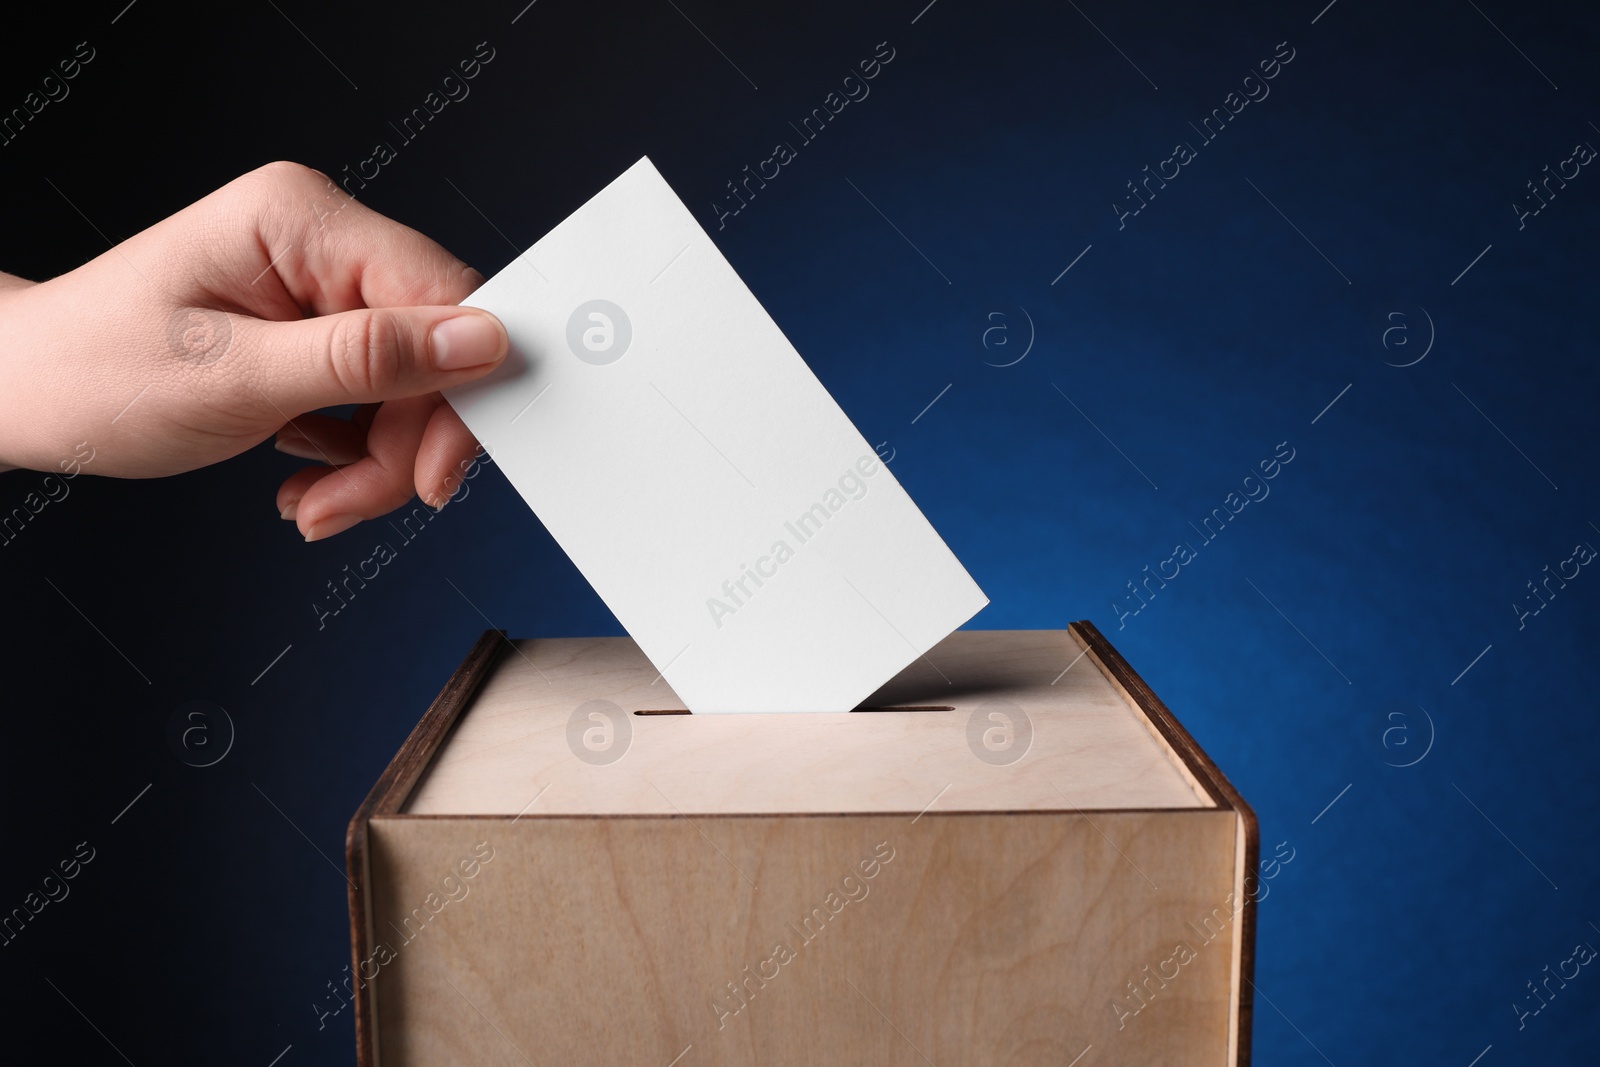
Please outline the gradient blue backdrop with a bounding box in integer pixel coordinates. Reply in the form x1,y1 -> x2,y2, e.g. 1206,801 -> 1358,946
2,0 -> 1596,1062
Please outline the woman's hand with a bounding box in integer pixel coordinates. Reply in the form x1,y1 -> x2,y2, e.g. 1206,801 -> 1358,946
0,160 -> 509,541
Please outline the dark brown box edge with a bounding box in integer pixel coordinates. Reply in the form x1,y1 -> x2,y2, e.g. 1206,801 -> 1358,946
1069,619 -> 1258,1067
345,628 -> 508,1067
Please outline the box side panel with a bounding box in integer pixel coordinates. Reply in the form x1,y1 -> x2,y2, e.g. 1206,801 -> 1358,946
368,811 -> 1238,1066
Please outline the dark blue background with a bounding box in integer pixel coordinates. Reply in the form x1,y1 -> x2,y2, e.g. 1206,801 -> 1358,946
2,0 -> 1596,1062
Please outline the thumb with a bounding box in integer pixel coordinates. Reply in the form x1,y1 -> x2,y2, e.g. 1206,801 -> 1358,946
247,304 -> 508,413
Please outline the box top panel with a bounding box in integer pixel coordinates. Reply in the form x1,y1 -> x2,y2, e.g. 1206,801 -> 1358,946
403,629 -> 1213,816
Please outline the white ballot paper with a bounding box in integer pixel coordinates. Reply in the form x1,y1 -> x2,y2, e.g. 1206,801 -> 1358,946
445,156 -> 987,712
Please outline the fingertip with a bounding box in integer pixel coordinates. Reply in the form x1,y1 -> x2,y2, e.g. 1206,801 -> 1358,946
431,309 -> 509,372
414,402 -> 481,510
276,466 -> 331,521
291,395 -> 434,538
304,513 -> 363,542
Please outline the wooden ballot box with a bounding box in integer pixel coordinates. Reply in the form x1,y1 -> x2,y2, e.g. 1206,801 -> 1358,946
346,624 -> 1257,1065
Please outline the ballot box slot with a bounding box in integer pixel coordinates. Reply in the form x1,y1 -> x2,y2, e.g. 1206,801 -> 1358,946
632,705 -> 956,715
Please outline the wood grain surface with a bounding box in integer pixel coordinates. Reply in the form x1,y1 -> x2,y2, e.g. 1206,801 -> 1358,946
369,810 -> 1239,1066
404,629 -> 1211,816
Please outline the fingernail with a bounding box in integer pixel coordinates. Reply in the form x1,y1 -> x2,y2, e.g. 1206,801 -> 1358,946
275,432 -> 324,461
280,499 -> 299,521
432,312 -> 506,371
305,513 -> 361,542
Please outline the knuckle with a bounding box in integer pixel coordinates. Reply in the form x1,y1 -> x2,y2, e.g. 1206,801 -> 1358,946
455,261 -> 487,299
326,311 -> 403,397
219,162 -> 337,234
251,160 -> 329,191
